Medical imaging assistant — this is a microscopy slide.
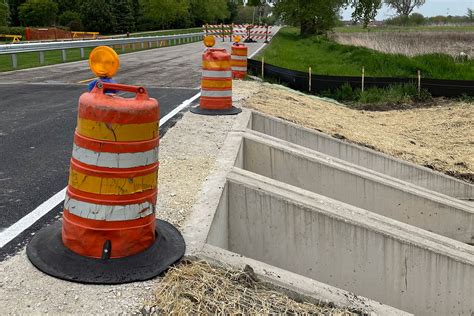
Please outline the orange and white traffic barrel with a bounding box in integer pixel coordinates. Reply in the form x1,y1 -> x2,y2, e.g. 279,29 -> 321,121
27,54 -> 185,284
191,36 -> 241,115
231,42 -> 248,79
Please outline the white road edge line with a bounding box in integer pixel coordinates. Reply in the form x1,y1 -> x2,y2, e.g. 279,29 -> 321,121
249,43 -> 267,59
0,188 -> 67,248
0,91 -> 201,249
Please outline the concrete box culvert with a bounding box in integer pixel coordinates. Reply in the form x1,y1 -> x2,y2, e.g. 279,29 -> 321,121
206,169 -> 474,315
237,134 -> 474,245
249,111 -> 473,201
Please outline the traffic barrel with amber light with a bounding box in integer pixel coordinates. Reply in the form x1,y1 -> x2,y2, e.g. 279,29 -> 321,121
26,48 -> 185,285
231,37 -> 248,79
191,36 -> 241,116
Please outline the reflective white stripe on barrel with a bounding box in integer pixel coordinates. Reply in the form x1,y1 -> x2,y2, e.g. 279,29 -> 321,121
232,66 -> 247,72
231,55 -> 247,61
202,70 -> 232,78
201,90 -> 233,97
72,144 -> 159,168
65,196 -> 155,221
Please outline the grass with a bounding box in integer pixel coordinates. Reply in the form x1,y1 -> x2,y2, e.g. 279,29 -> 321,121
260,27 -> 474,80
335,25 -> 474,33
145,260 -> 357,315
332,31 -> 474,57
321,83 -> 432,110
0,32 -> 201,72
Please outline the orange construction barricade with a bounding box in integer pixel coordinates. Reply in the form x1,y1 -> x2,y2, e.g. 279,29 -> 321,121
231,43 -> 248,79
27,82 -> 185,284
191,37 -> 241,116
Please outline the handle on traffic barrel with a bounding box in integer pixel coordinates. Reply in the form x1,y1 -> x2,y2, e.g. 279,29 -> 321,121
95,82 -> 149,100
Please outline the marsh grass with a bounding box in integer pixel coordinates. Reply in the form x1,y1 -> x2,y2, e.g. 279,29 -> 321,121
261,27 -> 474,80
332,31 -> 474,57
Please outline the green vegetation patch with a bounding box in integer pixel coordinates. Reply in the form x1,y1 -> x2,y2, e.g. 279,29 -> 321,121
261,27 -> 474,80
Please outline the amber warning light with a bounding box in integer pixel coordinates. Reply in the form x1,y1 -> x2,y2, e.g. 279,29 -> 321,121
89,46 -> 120,78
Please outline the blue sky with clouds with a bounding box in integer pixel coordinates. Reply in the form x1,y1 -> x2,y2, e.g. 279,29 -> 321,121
342,0 -> 474,20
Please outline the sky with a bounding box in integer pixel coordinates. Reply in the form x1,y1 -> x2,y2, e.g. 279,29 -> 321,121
342,0 -> 474,20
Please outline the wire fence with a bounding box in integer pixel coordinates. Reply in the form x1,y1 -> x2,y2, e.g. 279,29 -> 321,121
248,59 -> 474,98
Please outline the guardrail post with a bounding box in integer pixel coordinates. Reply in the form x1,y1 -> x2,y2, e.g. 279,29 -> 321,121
132,43 -> 135,50
149,41 -> 152,48
80,48 -> 85,59
11,54 -> 17,69
61,49 -> 67,62
39,51 -> 44,64
141,42 -> 144,49
121,45 -> 125,53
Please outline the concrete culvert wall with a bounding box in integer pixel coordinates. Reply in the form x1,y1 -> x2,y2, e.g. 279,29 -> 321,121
240,135 -> 474,245
206,171 -> 474,315
250,112 -> 473,201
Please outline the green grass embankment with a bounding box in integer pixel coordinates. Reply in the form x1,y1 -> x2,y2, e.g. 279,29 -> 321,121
260,27 -> 474,80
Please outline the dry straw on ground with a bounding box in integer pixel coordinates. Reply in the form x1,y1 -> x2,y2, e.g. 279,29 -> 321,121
237,80 -> 473,182
332,32 -> 474,57
145,260 -> 356,315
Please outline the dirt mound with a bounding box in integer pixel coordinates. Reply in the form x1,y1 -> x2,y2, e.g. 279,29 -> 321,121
237,80 -> 473,183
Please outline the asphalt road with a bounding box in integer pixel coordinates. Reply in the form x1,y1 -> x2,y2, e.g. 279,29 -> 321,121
0,41 -> 265,87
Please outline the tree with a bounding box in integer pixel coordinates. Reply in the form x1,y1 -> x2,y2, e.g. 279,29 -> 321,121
0,1 -> 10,26
80,0 -> 116,33
54,0 -> 80,12
467,8 -> 474,22
19,0 -> 58,26
7,0 -> 27,26
273,0 -> 347,36
351,0 -> 382,28
140,0 -> 190,30
113,0 -> 135,33
58,10 -> 81,30
190,0 -> 229,25
384,0 -> 425,17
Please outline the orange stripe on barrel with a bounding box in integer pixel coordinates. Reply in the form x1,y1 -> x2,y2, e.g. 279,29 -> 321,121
62,211 -> 156,258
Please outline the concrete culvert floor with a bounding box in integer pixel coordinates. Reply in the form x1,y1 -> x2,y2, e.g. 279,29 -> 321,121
142,260 -> 357,315
236,80 -> 473,183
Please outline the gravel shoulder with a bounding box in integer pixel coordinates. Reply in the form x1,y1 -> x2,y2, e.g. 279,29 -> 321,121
0,85 -> 250,315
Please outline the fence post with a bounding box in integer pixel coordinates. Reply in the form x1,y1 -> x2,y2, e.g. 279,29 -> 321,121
265,24 -> 269,43
309,67 -> 312,92
221,23 -> 225,42
417,70 -> 421,97
261,57 -> 265,79
362,66 -> 365,93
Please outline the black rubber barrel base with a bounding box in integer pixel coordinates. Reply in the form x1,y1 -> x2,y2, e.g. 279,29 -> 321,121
190,106 -> 242,116
26,220 -> 185,284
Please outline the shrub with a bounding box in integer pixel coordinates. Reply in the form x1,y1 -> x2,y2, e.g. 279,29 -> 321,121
59,10 -> 82,31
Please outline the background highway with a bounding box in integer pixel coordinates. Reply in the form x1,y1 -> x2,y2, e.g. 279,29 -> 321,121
0,40 -> 265,258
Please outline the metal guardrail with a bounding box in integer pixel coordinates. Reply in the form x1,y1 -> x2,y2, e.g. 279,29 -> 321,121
0,32 -> 205,69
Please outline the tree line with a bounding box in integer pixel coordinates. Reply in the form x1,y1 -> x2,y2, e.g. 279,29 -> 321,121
0,0 -> 255,34
1,0 -> 472,37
